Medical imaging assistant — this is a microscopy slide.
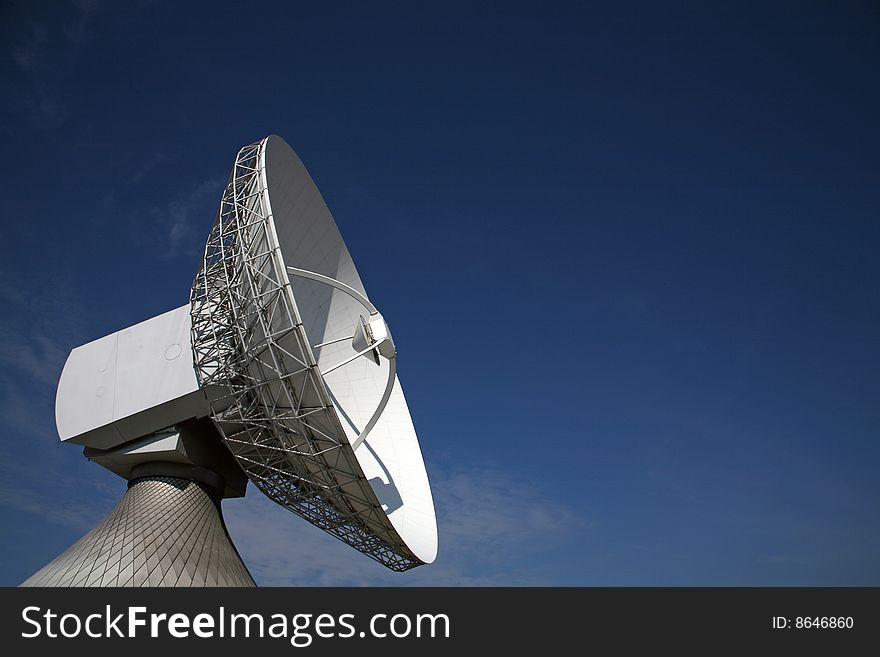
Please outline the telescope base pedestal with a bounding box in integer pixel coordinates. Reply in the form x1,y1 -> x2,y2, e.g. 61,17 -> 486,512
21,469 -> 255,587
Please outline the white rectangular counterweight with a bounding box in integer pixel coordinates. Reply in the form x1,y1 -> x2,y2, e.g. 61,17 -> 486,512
55,305 -> 211,450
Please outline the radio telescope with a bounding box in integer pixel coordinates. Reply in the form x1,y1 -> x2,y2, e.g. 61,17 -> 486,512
22,136 -> 437,587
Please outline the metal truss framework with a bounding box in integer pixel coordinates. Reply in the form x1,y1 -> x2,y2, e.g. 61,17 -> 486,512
190,139 -> 419,571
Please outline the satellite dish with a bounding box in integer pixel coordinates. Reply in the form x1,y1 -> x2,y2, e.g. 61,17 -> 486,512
191,135 -> 437,569
22,135 -> 436,587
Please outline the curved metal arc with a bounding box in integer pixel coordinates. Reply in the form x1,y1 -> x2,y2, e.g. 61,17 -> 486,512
286,266 -> 378,315
286,265 -> 396,452
321,339 -> 387,376
350,354 -> 397,452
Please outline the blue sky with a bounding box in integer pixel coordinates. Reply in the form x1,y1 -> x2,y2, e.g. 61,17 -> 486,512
1,1 -> 878,586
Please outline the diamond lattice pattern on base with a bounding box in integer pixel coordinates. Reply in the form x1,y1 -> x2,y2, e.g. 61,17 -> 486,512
21,476 -> 255,587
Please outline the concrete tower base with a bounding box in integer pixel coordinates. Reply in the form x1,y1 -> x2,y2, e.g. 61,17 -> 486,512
21,466 -> 255,587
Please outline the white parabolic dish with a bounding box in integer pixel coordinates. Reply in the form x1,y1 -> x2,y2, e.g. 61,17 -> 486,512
190,136 -> 437,570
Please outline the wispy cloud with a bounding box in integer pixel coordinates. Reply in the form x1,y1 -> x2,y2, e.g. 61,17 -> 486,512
0,330 -> 69,388
0,485 -> 105,533
132,150 -> 168,183
9,82 -> 68,128
0,273 -> 92,485
6,1 -> 104,129
0,442 -> 121,552
64,0 -> 102,46
0,271 -> 120,547
225,463 -> 585,586
0,375 -> 52,439
0,277 -> 88,389
12,27 -> 48,71
138,177 -> 224,258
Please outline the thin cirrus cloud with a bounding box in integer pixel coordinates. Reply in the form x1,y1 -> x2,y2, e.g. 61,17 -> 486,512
224,463 -> 585,586
0,330 -> 68,389
11,27 -> 48,71
7,1 -> 103,128
0,276 -> 88,390
132,150 -> 168,184
63,0 -> 102,46
0,271 -> 119,507
133,177 -> 224,259
0,278 -> 120,586
0,482 -> 106,535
